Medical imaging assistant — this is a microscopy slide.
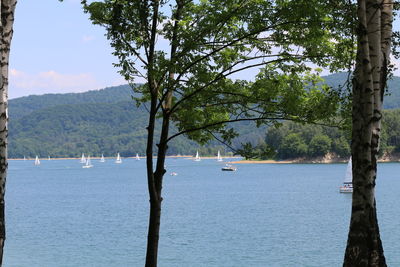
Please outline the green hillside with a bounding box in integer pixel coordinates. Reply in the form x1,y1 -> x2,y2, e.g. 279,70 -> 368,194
322,72 -> 400,109
8,86 -> 265,158
8,73 -> 400,159
9,84 -> 134,120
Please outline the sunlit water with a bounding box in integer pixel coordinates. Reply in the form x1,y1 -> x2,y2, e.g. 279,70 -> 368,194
3,158 -> 400,266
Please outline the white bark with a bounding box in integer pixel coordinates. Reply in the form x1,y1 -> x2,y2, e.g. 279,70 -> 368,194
0,0 -> 17,264
344,0 -> 393,266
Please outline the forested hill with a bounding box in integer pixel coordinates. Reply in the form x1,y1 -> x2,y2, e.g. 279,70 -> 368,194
322,72 -> 400,110
8,85 -> 265,158
8,73 -> 400,159
9,84 -> 134,120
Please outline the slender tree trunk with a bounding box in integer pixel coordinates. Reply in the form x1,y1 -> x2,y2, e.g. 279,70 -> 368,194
343,1 -> 392,266
0,1 -> 16,264
145,2 -> 182,266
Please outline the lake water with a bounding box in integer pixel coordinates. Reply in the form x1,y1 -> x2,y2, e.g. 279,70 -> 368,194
3,158 -> 400,266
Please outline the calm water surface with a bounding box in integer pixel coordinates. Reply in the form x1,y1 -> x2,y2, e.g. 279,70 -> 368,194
3,158 -> 400,266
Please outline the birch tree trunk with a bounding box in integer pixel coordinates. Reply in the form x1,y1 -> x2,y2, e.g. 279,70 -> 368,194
0,0 -> 16,264
343,1 -> 393,266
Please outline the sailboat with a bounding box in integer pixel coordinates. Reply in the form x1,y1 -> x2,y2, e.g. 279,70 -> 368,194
80,153 -> 86,163
23,156 -> 26,161
100,154 -> 105,162
217,150 -> 223,162
222,164 -> 237,171
136,153 -> 140,161
34,156 -> 40,166
194,151 -> 201,161
48,155 -> 51,160
115,153 -> 122,164
339,157 -> 353,193
82,156 -> 93,168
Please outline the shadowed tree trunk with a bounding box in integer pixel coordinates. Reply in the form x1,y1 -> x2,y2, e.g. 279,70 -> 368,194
343,0 -> 393,266
0,0 -> 16,265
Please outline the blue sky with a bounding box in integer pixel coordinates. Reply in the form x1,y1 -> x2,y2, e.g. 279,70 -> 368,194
9,0 -> 400,99
9,0 -> 125,99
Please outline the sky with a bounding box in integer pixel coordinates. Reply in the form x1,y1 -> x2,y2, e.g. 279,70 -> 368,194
9,0 -> 126,99
8,0 -> 400,99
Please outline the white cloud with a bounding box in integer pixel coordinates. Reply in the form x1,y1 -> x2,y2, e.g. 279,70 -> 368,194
82,35 -> 95,43
9,69 -> 101,99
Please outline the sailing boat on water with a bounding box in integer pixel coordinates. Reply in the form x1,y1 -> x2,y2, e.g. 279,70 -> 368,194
100,154 -> 105,162
135,153 -> 140,161
217,150 -> 223,162
82,156 -> 93,168
115,153 -> 122,164
339,157 -> 353,193
80,153 -> 86,163
194,151 -> 201,161
34,156 -> 40,166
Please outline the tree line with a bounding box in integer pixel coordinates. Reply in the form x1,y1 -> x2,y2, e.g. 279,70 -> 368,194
262,108 -> 400,161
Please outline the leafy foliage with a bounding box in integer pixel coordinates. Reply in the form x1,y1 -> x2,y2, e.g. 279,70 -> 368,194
82,0 -> 355,147
264,108 -> 400,160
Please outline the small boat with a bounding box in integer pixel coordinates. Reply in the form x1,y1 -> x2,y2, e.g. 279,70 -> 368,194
340,157 -> 353,193
170,172 -> 178,176
80,153 -> 86,163
100,154 -> 105,162
48,156 -> 51,160
217,150 -> 223,162
23,156 -> 26,161
34,156 -> 40,166
82,156 -> 93,168
194,151 -> 201,161
136,153 -> 140,161
115,153 -> 122,164
222,164 -> 237,171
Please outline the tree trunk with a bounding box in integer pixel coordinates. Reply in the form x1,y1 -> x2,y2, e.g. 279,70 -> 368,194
145,2 -> 181,266
145,188 -> 162,267
0,1 -> 16,264
343,1 -> 392,266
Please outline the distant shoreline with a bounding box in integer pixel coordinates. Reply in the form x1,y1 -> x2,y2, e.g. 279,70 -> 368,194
9,156 -> 400,164
229,158 -> 400,164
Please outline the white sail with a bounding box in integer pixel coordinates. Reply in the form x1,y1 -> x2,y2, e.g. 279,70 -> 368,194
136,153 -> 140,160
80,153 -> 86,163
115,153 -> 122,164
48,156 -> 51,160
83,155 -> 93,168
23,156 -> 26,161
339,157 -> 353,193
194,151 -> 201,161
34,156 -> 40,166
344,157 -> 352,184
100,154 -> 105,162
217,150 -> 223,161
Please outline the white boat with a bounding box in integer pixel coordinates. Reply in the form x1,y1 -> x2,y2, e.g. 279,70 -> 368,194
136,153 -> 140,161
194,151 -> 201,161
48,156 -> 51,160
80,153 -> 86,163
23,156 -> 26,161
82,156 -> 93,168
170,172 -> 178,176
222,164 -> 237,171
34,156 -> 40,166
340,157 -> 353,193
217,150 -> 223,162
115,153 -> 122,164
100,154 -> 105,162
